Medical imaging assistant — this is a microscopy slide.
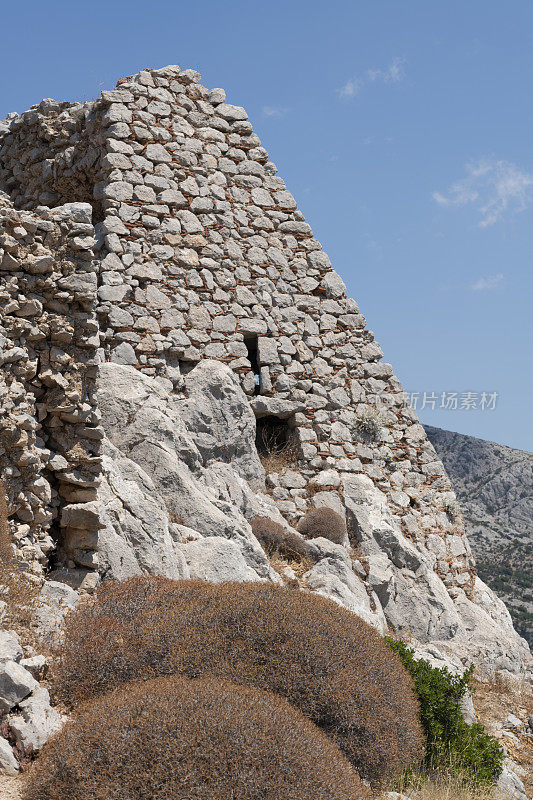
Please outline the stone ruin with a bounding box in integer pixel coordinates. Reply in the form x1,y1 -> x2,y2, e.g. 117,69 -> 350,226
0,65 -> 529,678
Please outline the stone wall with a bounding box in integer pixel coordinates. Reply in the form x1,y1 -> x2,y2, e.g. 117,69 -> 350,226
0,195 -> 101,575
0,64 -> 474,593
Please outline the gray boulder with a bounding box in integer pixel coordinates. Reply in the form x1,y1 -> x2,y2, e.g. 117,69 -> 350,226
0,736 -> 18,775
0,661 -> 38,713
179,537 -> 262,583
8,687 -> 64,752
97,363 -> 277,582
0,631 -> 22,664
342,473 -> 530,675
34,581 -> 79,648
303,555 -> 385,631
180,360 -> 265,487
98,440 -> 190,580
495,761 -> 527,800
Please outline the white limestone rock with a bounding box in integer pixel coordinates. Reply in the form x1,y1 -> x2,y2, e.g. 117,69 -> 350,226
179,537 -> 262,583
495,761 -> 527,800
8,688 -> 64,752
0,632 -> 22,664
179,360 -> 265,486
34,581 -> 78,648
342,472 -> 530,675
97,363 -> 275,581
0,661 -> 38,713
0,736 -> 18,775
303,555 -> 386,632
98,439 -> 190,581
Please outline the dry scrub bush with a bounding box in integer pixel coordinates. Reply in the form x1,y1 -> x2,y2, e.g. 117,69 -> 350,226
0,481 -> 39,638
259,444 -> 299,475
55,577 -> 424,783
251,515 -> 312,560
298,506 -> 348,544
24,675 -> 369,800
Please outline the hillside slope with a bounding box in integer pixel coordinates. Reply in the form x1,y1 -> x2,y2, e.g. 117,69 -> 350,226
425,426 -> 533,646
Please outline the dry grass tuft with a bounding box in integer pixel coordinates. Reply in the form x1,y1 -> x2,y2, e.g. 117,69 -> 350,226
54,577 -> 424,784
268,551 -> 314,582
375,767 -> 501,800
23,675 -> 369,800
256,421 -> 299,474
0,481 -> 40,642
259,443 -> 299,475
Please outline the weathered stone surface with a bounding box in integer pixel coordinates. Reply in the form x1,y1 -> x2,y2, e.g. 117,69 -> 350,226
180,537 -> 262,583
96,363 -> 275,581
0,736 -> 18,775
0,632 -> 22,664
303,556 -> 385,631
179,361 -> 264,486
34,581 -> 79,647
0,661 -> 38,713
8,688 -> 64,751
495,762 -> 527,800
98,441 -> 191,580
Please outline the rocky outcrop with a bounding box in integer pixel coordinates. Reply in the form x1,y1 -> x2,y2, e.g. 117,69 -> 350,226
426,425 -> 533,647
93,362 -> 531,678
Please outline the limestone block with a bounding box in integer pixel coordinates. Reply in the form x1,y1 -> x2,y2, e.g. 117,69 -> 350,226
216,103 -> 248,121
8,688 -> 64,752
103,182 -> 133,201
0,736 -> 18,775
303,557 -> 385,631
250,396 -> 304,419
0,661 -> 38,713
180,537 -> 261,583
145,143 -> 172,163
257,337 -> 279,365
0,631 -> 23,664
98,440 -> 191,581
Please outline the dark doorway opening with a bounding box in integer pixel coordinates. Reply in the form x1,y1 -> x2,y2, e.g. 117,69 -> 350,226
255,415 -> 291,457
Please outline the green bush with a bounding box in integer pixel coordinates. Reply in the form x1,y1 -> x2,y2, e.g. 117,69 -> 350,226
386,638 -> 504,786
24,676 -> 369,800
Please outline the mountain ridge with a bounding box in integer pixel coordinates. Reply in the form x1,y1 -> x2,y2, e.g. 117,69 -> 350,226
425,425 -> 533,647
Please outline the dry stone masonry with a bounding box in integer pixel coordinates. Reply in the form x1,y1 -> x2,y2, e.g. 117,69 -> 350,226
0,65 -> 530,679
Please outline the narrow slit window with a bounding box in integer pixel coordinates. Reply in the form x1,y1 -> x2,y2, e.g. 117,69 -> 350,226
244,335 -> 260,393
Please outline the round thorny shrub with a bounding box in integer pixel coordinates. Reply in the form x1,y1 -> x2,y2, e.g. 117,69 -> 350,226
55,577 -> 424,783
386,639 -> 504,786
297,506 -> 348,544
23,676 -> 369,800
251,515 -> 311,559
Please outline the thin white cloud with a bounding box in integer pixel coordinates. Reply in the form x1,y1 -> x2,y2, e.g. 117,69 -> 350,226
262,105 -> 288,118
434,159 -> 533,227
472,273 -> 504,291
338,78 -> 364,99
338,57 -> 406,100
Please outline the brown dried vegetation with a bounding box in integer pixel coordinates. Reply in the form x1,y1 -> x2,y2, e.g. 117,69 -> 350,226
23,675 -> 369,800
55,577 -> 424,783
251,515 -> 312,560
0,481 -> 39,639
298,506 -> 348,544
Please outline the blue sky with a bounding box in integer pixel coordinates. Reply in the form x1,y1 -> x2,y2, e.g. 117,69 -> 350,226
1,0 -> 532,450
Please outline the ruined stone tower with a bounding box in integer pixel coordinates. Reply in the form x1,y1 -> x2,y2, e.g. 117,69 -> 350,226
0,64 -> 476,589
